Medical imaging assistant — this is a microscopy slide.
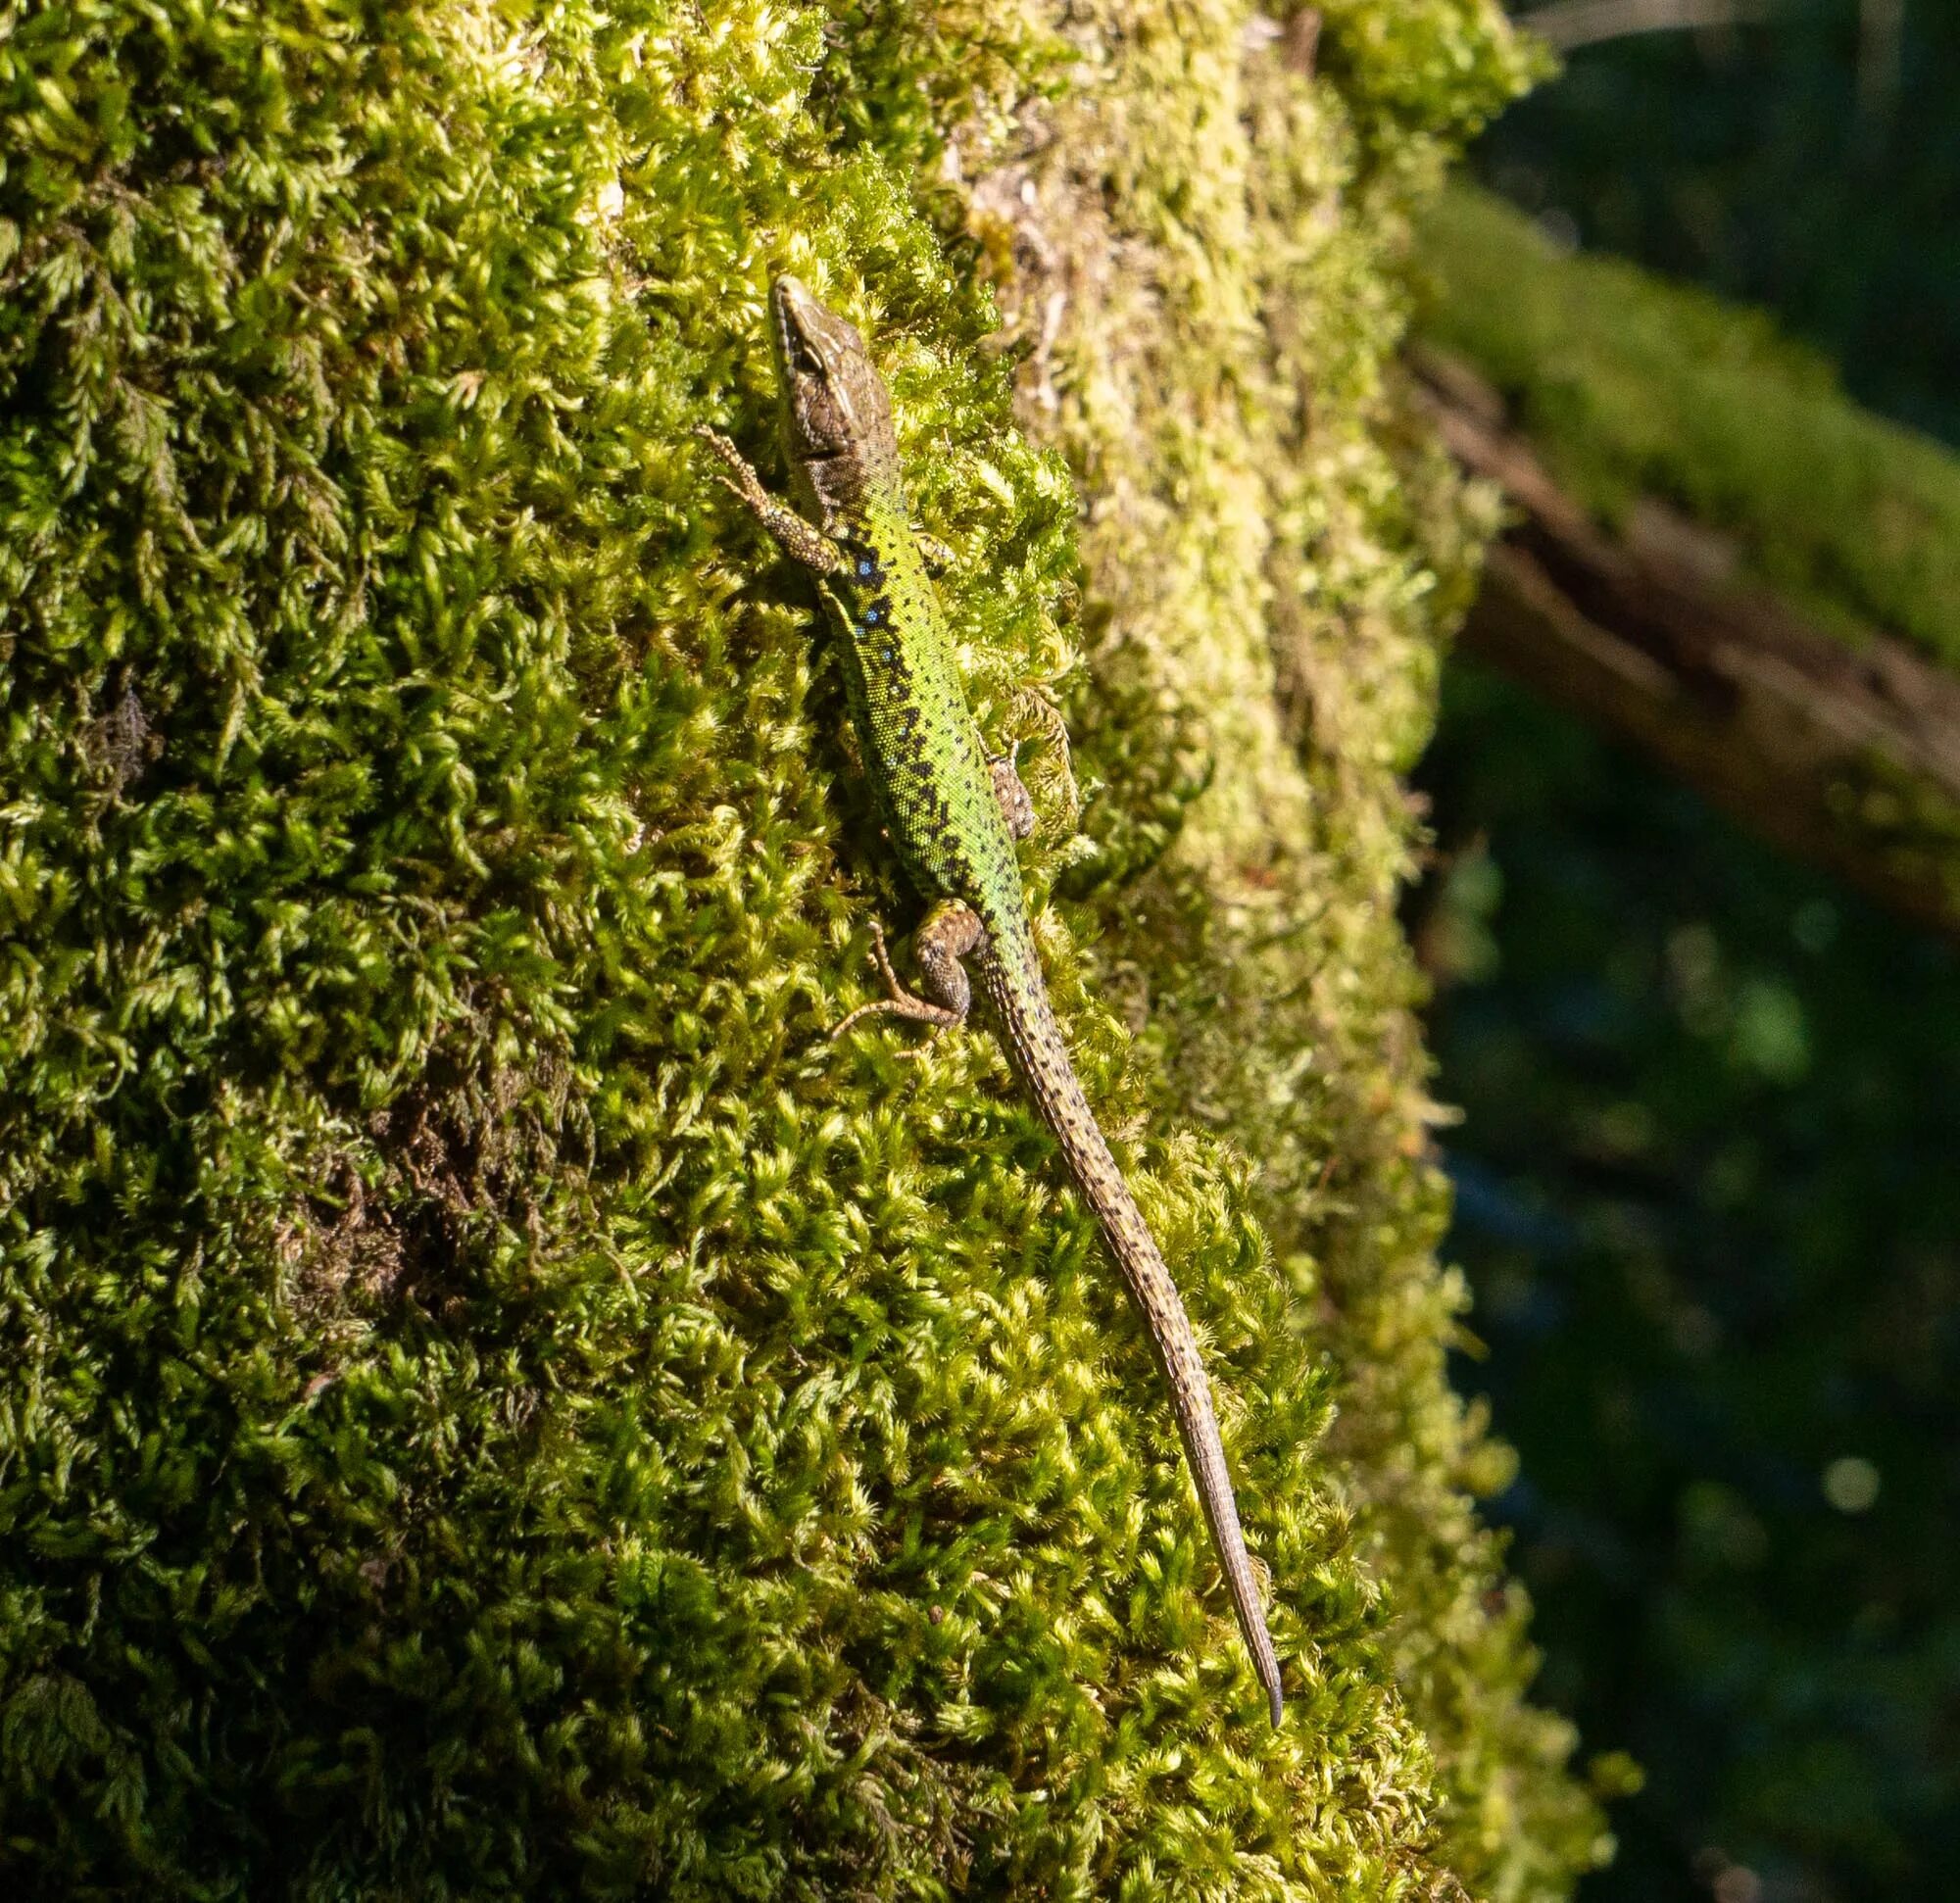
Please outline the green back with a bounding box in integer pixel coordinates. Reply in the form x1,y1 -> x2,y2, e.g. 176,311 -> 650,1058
828,493 -> 1029,951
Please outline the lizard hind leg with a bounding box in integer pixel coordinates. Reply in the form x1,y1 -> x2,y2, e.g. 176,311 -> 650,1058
831,903 -> 986,1039
989,752 -> 1037,841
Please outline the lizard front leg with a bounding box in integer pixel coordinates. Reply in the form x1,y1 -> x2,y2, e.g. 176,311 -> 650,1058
832,902 -> 985,1038
696,426 -> 843,575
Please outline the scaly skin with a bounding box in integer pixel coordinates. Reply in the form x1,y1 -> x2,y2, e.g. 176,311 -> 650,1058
699,275 -> 1286,1727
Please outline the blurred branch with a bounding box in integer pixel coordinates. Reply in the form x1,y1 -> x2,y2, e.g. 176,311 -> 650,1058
1859,0 -> 1904,119
1517,0 -> 1767,53
1516,1 -> 1901,124
1414,343 -> 1960,946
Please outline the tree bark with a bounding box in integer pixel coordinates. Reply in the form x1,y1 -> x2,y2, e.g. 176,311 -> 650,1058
1413,344 -> 1960,945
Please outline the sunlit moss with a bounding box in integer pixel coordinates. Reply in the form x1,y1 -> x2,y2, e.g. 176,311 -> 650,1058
1,2 -> 1598,1893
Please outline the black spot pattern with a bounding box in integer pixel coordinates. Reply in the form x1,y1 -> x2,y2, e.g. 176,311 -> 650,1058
819,487 -> 1288,1728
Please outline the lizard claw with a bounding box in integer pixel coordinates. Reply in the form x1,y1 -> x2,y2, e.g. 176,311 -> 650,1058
829,920 -> 963,1041
694,424 -> 767,505
694,422 -> 844,574
692,422 -> 737,467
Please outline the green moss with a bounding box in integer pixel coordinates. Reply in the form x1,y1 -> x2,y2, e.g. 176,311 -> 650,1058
1314,0 -> 1553,160
1416,182 -> 1960,670
1824,749 -> 1960,919
1,2 -> 1597,1895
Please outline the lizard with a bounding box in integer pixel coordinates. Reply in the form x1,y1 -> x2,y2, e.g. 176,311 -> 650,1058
698,274 -> 1286,1728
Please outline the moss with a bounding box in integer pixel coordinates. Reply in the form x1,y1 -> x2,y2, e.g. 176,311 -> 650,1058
1416,182 -> 1960,671
2,2 -> 1596,1895
1824,750 -> 1960,921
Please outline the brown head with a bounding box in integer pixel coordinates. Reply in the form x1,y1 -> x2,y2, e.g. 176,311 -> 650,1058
768,274 -> 899,529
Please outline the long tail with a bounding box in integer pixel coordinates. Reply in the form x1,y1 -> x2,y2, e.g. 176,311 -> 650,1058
983,945 -> 1285,1726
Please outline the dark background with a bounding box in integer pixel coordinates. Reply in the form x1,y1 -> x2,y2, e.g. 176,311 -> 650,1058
1481,1 -> 1960,443
1420,4 -> 1960,1898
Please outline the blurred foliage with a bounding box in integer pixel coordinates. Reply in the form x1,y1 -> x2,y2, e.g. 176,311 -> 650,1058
1410,13 -> 1960,1901
1416,659 -> 1960,1903
1416,183 -> 1960,668
1488,0 -> 1960,448
0,0 -> 1607,1895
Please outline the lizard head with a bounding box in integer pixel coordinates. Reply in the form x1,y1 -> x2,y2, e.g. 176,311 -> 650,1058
769,274 -> 899,527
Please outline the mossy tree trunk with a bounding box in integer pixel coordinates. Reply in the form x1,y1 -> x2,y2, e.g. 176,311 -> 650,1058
2,5 -> 1603,1896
